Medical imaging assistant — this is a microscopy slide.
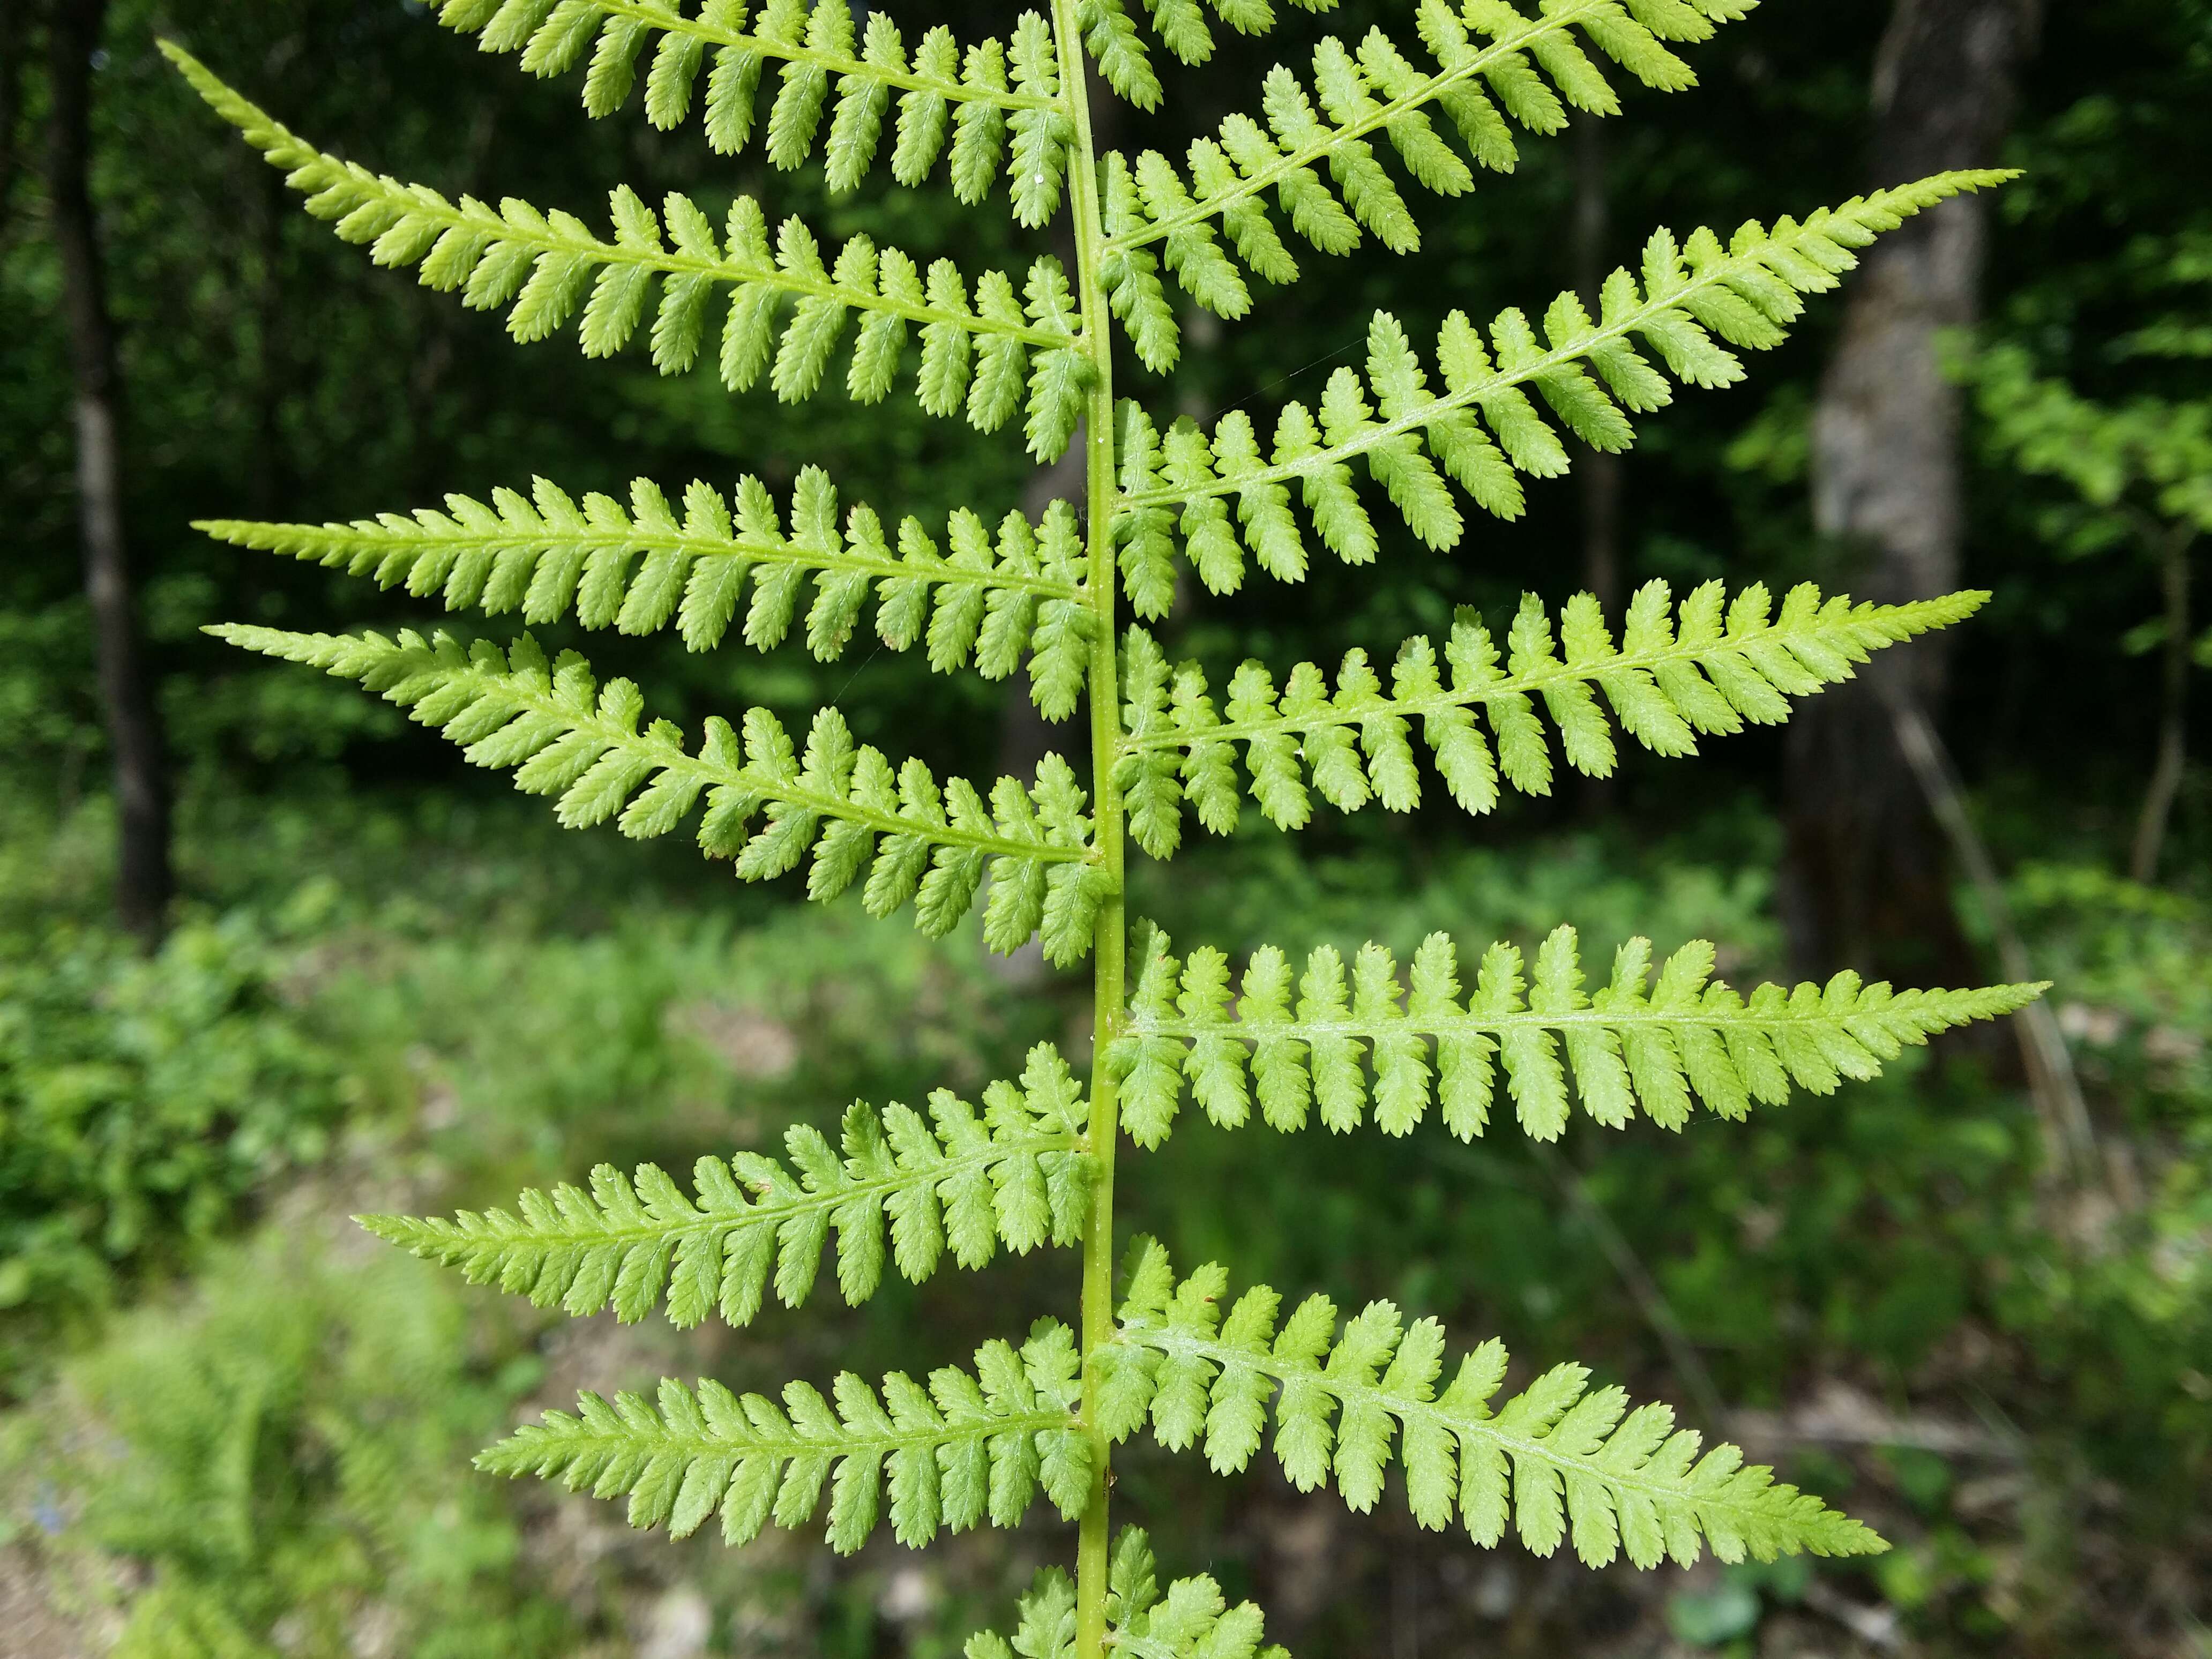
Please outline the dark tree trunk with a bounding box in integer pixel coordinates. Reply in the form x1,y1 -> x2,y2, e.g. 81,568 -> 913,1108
48,0 -> 173,943
0,0 -> 28,233
1781,0 -> 2038,985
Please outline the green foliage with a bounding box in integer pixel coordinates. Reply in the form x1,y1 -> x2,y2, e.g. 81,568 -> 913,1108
0,913 -> 347,1365
2011,863 -> 2212,1124
166,0 -> 2043,1649
1966,342 -> 2212,543
5,1233 -> 572,1659
1960,331 -> 2211,714
197,475 -> 1098,709
1110,177 -> 2008,594
163,42 -> 1095,460
211,624 -> 1106,961
966,1527 -> 1283,1658
365,1042 -> 1092,1327
1117,583 -> 1985,850
1095,1236 -> 1881,1567
479,1317 -> 1091,1554
1109,923 -> 2042,1146
1096,0 -> 1760,359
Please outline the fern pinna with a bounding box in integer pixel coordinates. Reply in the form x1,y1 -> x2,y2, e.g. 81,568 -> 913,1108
168,1 -> 2043,1649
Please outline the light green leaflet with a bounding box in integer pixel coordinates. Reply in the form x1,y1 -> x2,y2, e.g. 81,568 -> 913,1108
478,1317 -> 1091,1555
1110,925 -> 2045,1145
1095,1237 -> 1881,1568
363,1043 -> 1093,1326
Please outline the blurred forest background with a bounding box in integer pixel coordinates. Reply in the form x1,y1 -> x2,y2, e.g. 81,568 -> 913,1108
3,0 -> 2210,1655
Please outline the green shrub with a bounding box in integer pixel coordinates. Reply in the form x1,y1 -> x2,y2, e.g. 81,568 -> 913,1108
0,912 -> 349,1370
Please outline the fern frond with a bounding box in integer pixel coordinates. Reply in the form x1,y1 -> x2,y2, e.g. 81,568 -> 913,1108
1115,582 -> 1983,849
1096,1239 -> 1884,1567
965,1528 -> 1287,1659
361,1043 -> 1090,1326
160,42 -> 1095,459
197,474 -> 1097,717
1111,173 -> 2009,576
1074,0 -> 1338,114
436,1 -> 1078,225
1097,0 -> 1756,361
209,626 -> 1110,961
1107,925 -> 2046,1146
479,1317 -> 1090,1553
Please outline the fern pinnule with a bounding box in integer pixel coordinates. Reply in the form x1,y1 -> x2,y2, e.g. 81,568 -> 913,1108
1094,0 -> 1751,282
480,1318 -> 1090,1553
436,0 -> 1078,220
1097,1237 -> 1884,1568
211,625 -> 1108,958
1110,926 -> 2048,1145
1118,583 -> 1988,848
159,41 -> 1094,457
1114,175 -> 2011,569
1096,0 -> 1761,356
967,1527 -> 1286,1659
196,474 -> 1097,712
363,1043 -> 1092,1327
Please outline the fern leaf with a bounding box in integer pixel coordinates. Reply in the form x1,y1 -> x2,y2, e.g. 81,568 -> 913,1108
1111,174 -> 2011,564
160,42 -> 1088,459
1097,1238 -> 1885,1567
1107,925 -> 2046,1146
964,1527 -> 1287,1659
208,625 -> 1108,960
1114,583 -> 1985,848
479,1317 -> 1089,1553
196,475 -> 1096,717
437,0 -> 1074,219
361,1043 -> 1090,1326
1095,0 -> 1753,354
1073,0 -> 1343,114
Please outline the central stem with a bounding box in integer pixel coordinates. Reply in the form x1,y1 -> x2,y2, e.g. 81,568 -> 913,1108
1049,3 -> 1125,1653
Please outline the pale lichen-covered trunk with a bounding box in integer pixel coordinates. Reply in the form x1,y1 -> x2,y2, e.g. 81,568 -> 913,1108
1784,0 -> 2038,985
49,0 -> 174,944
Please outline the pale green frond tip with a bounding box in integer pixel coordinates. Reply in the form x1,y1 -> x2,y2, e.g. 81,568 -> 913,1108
473,1318 -> 1089,1555
357,1048 -> 1090,1327
1100,1239 -> 1887,1568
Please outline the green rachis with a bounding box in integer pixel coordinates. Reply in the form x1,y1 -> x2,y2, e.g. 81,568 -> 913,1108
164,1 -> 2042,1650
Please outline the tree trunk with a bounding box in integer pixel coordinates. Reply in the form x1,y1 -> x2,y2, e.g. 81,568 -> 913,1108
2129,528 -> 2194,885
1781,0 -> 2038,984
0,0 -> 29,234
48,0 -> 173,943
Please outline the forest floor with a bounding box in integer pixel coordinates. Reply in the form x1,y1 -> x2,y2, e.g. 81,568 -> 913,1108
2,783 -> 2208,1657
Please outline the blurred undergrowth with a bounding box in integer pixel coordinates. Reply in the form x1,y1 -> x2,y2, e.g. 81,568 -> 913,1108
4,766 -> 2210,1655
